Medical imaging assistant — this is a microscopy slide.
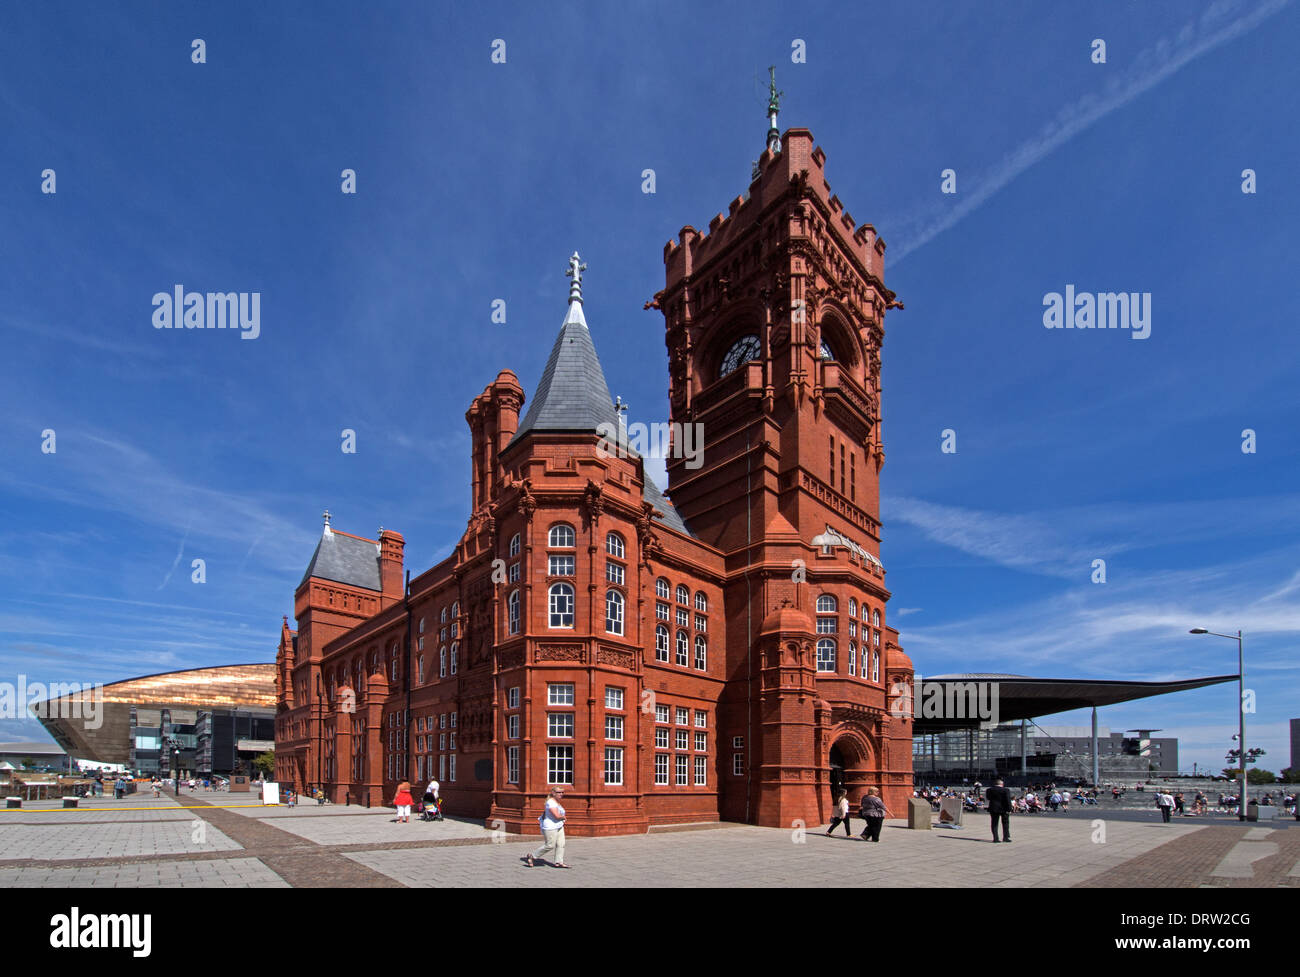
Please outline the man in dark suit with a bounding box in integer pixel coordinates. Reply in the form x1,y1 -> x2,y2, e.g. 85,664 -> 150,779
986,778 -> 1013,843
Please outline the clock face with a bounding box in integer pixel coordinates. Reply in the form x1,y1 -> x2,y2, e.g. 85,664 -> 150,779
719,334 -> 761,378
819,339 -> 835,361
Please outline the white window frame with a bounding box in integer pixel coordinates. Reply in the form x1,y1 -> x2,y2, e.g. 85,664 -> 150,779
548,683 -> 576,706
548,582 -> 575,628
604,747 -> 623,785
548,523 -> 576,548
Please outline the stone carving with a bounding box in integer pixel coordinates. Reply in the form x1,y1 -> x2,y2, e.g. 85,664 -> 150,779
536,644 -> 585,663
597,646 -> 636,670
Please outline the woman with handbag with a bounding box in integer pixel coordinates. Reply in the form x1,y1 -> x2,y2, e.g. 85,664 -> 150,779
858,787 -> 890,843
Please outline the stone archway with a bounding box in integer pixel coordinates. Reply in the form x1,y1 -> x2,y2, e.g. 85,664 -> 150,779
828,725 -> 877,806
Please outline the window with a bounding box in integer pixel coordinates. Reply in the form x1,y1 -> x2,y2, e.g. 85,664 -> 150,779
440,627 -> 447,642
655,704 -> 670,723
451,621 -> 458,639
417,655 -> 425,684
695,731 -> 707,752
419,617 -> 425,634
675,630 -> 688,666
548,683 -> 575,706
655,754 -> 669,785
676,754 -> 689,785
733,736 -> 744,749
448,755 -> 456,782
508,562 -> 520,582
547,713 -> 574,738
694,710 -> 707,728
676,730 -> 689,751
508,533 -> 521,557
605,589 -> 624,635
606,532 -> 625,558
873,609 -> 881,626
872,650 -> 880,683
694,591 -> 707,611
439,755 -> 446,780
816,594 -> 837,614
733,753 -> 744,776
676,607 -> 689,627
817,616 -> 837,634
549,583 -> 575,628
507,590 -> 521,635
676,706 -> 689,725
817,638 -> 837,672
440,714 -> 447,729
449,732 -> 456,750
605,687 -> 624,710
655,727 -> 669,748
694,635 -> 707,670
508,686 -> 520,709
507,746 -> 520,784
450,641 -> 458,675
606,561 -> 625,585
548,523 -> 575,548
819,337 -> 835,361
694,755 -> 707,786
719,334 -> 760,378
655,624 -> 670,662
507,714 -> 520,739
439,733 -> 446,751
604,747 -> 624,785
547,746 -> 573,784
440,607 -> 447,623
656,577 -> 670,599
439,647 -> 446,677
656,601 -> 669,621
849,619 -> 857,638
676,584 -> 689,605
849,642 -> 857,677
548,554 -> 575,576
694,614 -> 706,632
451,601 -> 459,620
605,715 -> 624,740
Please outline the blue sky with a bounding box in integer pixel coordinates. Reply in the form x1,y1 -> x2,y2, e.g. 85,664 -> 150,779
1,1 -> 1297,776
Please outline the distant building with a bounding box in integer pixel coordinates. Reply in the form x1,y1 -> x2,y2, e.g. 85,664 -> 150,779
1035,727 -> 1178,776
0,741 -> 68,773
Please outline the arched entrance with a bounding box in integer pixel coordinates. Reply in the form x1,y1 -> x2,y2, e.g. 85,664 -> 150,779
828,727 -> 876,804
829,743 -> 848,797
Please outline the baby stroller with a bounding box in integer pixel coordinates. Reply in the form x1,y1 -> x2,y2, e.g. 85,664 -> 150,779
419,794 -> 444,822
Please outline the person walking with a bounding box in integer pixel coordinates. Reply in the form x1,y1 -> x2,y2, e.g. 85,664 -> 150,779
525,787 -> 569,868
393,779 -> 414,823
986,778 -> 1013,843
1155,789 -> 1173,823
858,787 -> 890,842
423,777 -> 441,821
825,790 -> 852,837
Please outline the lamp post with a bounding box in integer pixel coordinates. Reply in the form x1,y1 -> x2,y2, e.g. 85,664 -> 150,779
1189,628 -> 1245,820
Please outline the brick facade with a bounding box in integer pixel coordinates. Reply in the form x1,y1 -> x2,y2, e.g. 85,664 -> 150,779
274,123 -> 914,834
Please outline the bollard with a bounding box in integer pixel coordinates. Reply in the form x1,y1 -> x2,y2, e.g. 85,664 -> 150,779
6,797 -> 20,809
63,797 -> 78,809
907,796 -> 932,830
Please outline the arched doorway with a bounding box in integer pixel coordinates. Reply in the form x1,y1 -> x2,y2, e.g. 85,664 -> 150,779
829,744 -> 848,797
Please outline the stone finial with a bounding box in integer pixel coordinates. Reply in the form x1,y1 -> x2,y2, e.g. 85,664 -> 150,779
565,251 -> 588,304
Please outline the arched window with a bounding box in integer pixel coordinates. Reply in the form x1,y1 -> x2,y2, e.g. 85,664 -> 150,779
450,641 -> 458,675
861,602 -> 870,622
819,338 -> 835,361
507,590 -> 521,635
676,584 -> 689,605
848,642 -> 856,677
694,591 -> 707,612
816,594 -> 837,614
549,583 -> 575,628
848,598 -> 858,618
417,655 -> 425,685
439,647 -> 447,678
656,577 -> 670,600
606,531 -> 625,558
508,533 -> 521,557
694,634 -> 707,670
871,650 -> 880,683
655,624 -> 670,662
675,629 -> 689,666
419,617 -> 425,634
816,639 -> 837,672
450,601 -> 459,620
605,590 -> 624,635
549,523 -> 576,548
440,607 -> 447,623
719,334 -> 761,378
872,609 -> 880,626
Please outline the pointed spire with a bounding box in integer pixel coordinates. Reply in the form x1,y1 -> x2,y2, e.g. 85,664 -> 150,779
564,251 -> 588,328
766,65 -> 783,154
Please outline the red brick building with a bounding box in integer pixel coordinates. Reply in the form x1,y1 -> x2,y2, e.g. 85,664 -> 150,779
274,113 -> 914,835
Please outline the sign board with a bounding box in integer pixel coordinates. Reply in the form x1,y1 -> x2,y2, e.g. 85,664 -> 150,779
261,782 -> 280,806
237,739 -> 274,753
229,775 -> 250,793
937,796 -> 963,828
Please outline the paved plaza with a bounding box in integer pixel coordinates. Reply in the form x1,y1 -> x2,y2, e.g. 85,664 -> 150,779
1,790 -> 1297,887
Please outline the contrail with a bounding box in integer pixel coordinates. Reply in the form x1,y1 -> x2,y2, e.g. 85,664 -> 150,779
890,0 -> 1291,265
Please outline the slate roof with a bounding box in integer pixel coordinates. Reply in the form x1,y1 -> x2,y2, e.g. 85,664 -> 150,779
508,285 -> 691,537
298,530 -> 382,590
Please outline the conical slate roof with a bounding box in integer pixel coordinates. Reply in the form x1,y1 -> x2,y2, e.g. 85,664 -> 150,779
298,527 -> 381,590
510,297 -> 617,443
508,254 -> 690,536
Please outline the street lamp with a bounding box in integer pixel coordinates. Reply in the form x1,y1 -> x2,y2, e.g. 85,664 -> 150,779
1190,628 -> 1246,820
